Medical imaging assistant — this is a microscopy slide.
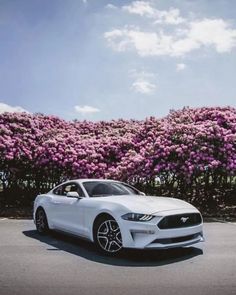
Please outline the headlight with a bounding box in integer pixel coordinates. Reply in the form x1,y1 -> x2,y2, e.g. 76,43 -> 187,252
121,213 -> 155,222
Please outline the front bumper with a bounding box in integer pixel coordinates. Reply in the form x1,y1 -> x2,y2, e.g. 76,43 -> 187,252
118,209 -> 204,249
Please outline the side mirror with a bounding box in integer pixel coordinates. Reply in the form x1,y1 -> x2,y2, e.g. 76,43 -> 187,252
139,192 -> 146,196
67,191 -> 80,198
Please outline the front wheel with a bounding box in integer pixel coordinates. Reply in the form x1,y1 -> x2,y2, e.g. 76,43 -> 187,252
35,208 -> 49,235
94,217 -> 123,255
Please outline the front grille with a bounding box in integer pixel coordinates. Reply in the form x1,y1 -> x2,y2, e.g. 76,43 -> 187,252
153,233 -> 201,245
158,213 -> 202,229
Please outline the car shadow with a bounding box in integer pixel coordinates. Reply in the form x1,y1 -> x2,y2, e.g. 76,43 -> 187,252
22,230 -> 203,267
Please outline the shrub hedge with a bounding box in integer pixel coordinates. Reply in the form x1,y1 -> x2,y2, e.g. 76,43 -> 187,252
0,106 -> 236,210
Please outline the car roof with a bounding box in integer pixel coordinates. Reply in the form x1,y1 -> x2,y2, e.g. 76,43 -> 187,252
64,179 -> 121,184
49,179 -> 122,192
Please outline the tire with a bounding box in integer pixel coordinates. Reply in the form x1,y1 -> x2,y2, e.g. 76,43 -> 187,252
94,216 -> 123,255
35,208 -> 49,235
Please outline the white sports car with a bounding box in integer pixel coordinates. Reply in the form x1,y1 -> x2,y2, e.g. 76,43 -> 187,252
34,179 -> 204,255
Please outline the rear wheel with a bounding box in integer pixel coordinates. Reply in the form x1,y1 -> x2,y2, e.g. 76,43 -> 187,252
94,216 -> 123,255
35,208 -> 49,235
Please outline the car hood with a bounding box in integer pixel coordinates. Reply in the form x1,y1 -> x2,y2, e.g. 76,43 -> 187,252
96,195 -> 196,214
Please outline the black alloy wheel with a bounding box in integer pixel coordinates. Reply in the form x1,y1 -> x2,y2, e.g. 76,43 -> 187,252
94,217 -> 123,255
35,208 -> 49,235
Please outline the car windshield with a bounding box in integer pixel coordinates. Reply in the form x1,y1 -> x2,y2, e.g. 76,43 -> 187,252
82,181 -> 139,197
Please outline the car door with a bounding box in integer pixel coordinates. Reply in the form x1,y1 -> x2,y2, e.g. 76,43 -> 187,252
49,182 -> 87,237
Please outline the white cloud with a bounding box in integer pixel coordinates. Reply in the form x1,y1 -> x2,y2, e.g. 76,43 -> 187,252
74,105 -> 100,115
176,63 -> 186,71
188,19 -> 236,53
106,4 -> 117,10
0,102 -> 29,114
123,1 -> 155,17
131,79 -> 156,94
104,18 -> 236,57
171,19 -> 236,56
130,70 -> 156,94
155,8 -> 185,25
122,1 -> 185,25
105,28 -> 174,56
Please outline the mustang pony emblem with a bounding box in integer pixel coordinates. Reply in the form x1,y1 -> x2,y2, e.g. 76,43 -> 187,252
180,217 -> 189,223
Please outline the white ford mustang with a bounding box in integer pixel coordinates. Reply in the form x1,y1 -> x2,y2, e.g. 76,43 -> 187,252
34,179 -> 204,255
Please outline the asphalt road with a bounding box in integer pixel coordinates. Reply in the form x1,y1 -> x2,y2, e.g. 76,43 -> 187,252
0,219 -> 235,295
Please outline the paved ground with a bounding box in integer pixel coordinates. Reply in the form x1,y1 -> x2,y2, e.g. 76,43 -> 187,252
0,219 -> 235,295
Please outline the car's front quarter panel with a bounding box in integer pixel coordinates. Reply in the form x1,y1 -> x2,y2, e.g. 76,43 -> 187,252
33,194 -> 55,228
81,199 -> 130,242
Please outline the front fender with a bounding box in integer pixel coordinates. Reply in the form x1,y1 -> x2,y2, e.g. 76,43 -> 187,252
33,195 -> 53,228
86,203 -> 127,242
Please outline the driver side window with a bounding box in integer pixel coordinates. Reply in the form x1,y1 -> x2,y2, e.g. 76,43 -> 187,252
62,184 -> 76,196
53,183 -> 84,197
53,185 -> 64,196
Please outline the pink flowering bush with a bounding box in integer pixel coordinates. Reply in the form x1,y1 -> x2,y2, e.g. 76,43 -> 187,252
0,107 -> 236,209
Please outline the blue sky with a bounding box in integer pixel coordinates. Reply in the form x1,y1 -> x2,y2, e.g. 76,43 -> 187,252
0,0 -> 236,121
